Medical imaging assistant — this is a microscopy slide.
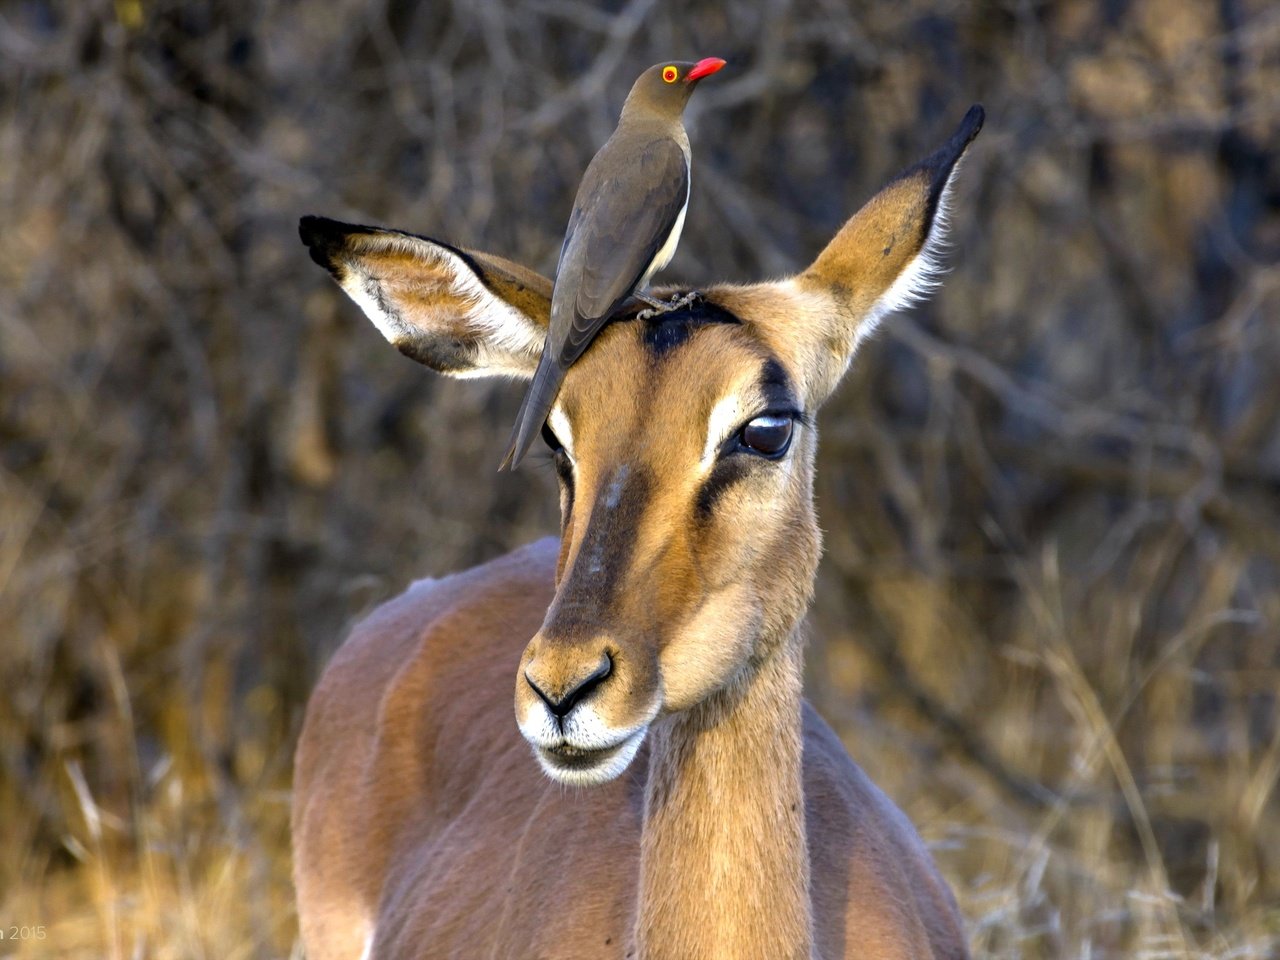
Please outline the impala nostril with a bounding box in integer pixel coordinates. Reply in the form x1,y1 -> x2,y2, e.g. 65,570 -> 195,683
525,671 -> 557,713
526,653 -> 613,719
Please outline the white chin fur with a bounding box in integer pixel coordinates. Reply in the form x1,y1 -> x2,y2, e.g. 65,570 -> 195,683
518,700 -> 653,785
532,726 -> 648,786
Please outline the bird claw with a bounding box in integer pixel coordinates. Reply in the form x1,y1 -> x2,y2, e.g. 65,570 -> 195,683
635,290 -> 702,320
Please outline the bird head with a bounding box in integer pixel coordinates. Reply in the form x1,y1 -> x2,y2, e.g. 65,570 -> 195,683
623,57 -> 726,117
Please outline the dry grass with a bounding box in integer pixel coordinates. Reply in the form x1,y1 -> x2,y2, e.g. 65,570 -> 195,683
2,0 -> 1279,957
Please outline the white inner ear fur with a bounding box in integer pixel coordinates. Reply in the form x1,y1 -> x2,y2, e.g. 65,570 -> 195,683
853,161 -> 963,354
337,233 -> 544,380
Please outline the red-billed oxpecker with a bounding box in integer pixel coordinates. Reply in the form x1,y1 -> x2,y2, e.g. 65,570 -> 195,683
500,57 -> 727,470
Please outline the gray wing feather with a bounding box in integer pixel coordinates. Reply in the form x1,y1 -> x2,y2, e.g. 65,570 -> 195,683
553,136 -> 689,364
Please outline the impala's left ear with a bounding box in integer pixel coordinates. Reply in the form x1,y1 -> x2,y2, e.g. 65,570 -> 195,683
792,105 -> 984,401
300,216 -> 552,380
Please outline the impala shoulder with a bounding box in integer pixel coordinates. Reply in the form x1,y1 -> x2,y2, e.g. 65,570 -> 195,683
802,704 -> 923,847
399,536 -> 560,633
310,539 -> 559,709
802,705 -> 969,959
351,537 -> 558,640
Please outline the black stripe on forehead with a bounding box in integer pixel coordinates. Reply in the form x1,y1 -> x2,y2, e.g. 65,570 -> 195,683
640,297 -> 740,357
759,358 -> 797,409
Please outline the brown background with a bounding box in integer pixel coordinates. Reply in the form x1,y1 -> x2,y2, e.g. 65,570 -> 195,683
2,0 -> 1278,956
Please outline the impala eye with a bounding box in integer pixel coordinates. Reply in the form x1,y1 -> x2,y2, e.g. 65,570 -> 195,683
738,415 -> 794,459
540,421 -> 564,454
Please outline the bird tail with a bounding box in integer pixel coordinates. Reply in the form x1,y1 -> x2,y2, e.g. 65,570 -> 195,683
499,351 -> 564,471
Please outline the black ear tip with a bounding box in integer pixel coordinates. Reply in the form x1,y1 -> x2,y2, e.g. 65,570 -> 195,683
922,103 -> 985,178
299,214 -> 341,247
958,104 -> 985,144
298,215 -> 349,271
896,102 -> 986,210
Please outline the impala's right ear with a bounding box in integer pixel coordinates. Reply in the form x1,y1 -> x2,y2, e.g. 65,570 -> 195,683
299,216 -> 552,379
781,105 -> 984,403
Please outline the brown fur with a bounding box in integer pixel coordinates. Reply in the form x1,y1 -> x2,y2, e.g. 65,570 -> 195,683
294,109 -> 982,959
293,543 -> 966,959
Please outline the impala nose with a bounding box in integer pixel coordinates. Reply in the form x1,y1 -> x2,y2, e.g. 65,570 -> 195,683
525,653 -> 613,719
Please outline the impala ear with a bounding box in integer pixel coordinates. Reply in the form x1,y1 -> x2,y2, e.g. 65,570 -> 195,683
299,216 -> 552,379
793,105 -> 984,398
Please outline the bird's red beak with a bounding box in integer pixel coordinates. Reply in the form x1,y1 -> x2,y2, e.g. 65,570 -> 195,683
686,57 -> 727,82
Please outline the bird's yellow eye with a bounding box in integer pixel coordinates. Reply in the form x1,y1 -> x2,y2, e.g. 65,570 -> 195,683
662,66 -> 678,83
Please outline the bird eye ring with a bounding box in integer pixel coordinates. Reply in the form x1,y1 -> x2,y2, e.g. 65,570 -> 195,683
662,66 -> 678,83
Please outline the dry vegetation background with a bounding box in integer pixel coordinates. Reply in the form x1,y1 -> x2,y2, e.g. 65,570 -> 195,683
2,0 -> 1279,957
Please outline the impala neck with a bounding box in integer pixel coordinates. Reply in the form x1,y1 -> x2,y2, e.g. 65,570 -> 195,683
635,629 -> 814,960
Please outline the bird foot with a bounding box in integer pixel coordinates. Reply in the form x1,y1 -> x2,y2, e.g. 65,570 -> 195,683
636,290 -> 702,320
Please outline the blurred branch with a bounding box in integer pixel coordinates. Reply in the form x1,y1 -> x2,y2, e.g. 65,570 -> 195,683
515,0 -> 658,135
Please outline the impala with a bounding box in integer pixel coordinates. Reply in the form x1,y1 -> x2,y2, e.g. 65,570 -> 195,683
293,105 -> 984,960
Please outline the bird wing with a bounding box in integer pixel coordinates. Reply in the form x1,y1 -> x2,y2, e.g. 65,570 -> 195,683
555,136 -> 690,365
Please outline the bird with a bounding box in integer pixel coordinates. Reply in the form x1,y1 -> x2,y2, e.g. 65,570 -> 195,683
500,56 -> 727,470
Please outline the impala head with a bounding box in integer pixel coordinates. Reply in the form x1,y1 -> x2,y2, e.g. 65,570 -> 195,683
301,106 -> 983,786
